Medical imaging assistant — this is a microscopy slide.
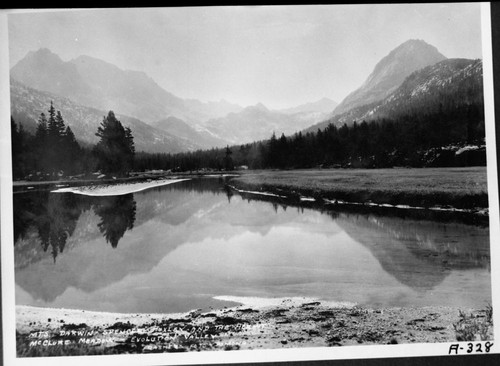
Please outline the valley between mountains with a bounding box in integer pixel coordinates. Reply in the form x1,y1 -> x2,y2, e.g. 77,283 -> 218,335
10,39 -> 483,159
10,47 -> 338,152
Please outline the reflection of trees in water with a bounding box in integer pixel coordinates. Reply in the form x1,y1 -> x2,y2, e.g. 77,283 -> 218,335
144,177 -> 239,203
223,184 -> 233,203
14,192 -> 89,262
13,191 -> 136,262
40,194 -> 83,261
13,192 -> 40,243
148,178 -> 228,195
270,202 -> 288,213
93,195 -> 136,248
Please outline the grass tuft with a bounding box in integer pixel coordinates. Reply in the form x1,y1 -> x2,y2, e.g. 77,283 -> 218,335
453,305 -> 493,341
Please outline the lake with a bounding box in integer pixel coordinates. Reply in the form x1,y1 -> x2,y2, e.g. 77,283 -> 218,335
13,178 -> 491,314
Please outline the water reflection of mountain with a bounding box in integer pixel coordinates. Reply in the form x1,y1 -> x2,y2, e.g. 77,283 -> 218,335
15,179 -> 342,304
14,178 -> 490,308
14,179 -> 251,302
234,191 -> 490,291
132,178 -> 226,226
14,178 -> 285,267
13,180 -> 227,264
133,179 -> 294,238
335,213 -> 490,291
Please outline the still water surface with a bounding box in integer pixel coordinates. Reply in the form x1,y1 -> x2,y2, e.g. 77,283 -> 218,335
14,179 -> 491,313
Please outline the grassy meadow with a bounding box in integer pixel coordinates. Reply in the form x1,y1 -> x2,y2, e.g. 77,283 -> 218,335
231,167 -> 488,210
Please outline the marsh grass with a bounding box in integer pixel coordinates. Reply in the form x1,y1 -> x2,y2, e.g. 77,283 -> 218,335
453,305 -> 493,341
233,167 -> 488,209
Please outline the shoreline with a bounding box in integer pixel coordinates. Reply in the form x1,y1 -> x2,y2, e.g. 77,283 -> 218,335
16,298 -> 493,356
228,168 -> 488,216
228,184 -> 488,216
12,172 -> 235,193
13,169 -> 489,225
14,168 -> 488,216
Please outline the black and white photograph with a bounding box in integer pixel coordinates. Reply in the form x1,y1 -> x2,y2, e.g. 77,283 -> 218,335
1,3 -> 499,365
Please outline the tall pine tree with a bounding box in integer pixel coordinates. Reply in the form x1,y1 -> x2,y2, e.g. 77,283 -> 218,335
32,102 -> 82,177
94,111 -> 135,176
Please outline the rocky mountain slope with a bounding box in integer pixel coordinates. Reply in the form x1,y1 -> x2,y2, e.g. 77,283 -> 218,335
10,79 -> 198,153
306,58 -> 483,133
150,116 -> 229,149
332,39 -> 447,116
10,48 -> 243,125
279,98 -> 338,115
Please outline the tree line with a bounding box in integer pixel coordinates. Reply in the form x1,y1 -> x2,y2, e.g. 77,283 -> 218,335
11,102 -> 135,180
12,97 -> 485,180
134,102 -> 485,172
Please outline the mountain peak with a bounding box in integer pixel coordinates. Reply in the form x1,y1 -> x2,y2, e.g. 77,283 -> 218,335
397,39 -> 433,48
30,47 -> 54,55
333,39 -> 446,115
31,47 -> 55,55
251,102 -> 269,111
385,39 -> 444,61
22,47 -> 63,64
10,47 -> 91,99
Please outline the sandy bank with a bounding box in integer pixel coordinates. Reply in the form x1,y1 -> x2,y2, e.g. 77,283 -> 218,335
51,178 -> 190,196
16,297 -> 492,356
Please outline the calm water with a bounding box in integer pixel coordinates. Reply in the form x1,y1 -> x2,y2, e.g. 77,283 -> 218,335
14,178 -> 491,314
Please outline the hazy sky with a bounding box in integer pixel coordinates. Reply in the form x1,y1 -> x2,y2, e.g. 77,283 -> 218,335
8,4 -> 483,109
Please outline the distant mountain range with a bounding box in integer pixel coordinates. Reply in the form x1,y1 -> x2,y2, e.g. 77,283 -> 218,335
10,39 -> 479,154
202,102 -> 333,144
10,48 -> 336,150
148,99 -> 337,146
10,49 -> 243,124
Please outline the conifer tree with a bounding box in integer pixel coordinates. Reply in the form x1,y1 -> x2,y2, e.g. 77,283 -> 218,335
46,102 -> 63,175
31,103 -> 82,177
55,111 -> 67,138
62,126 -> 81,174
34,112 -> 49,173
224,145 -> 234,171
11,117 -> 29,179
94,111 -> 135,176
35,113 -> 48,142
46,101 -> 58,138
